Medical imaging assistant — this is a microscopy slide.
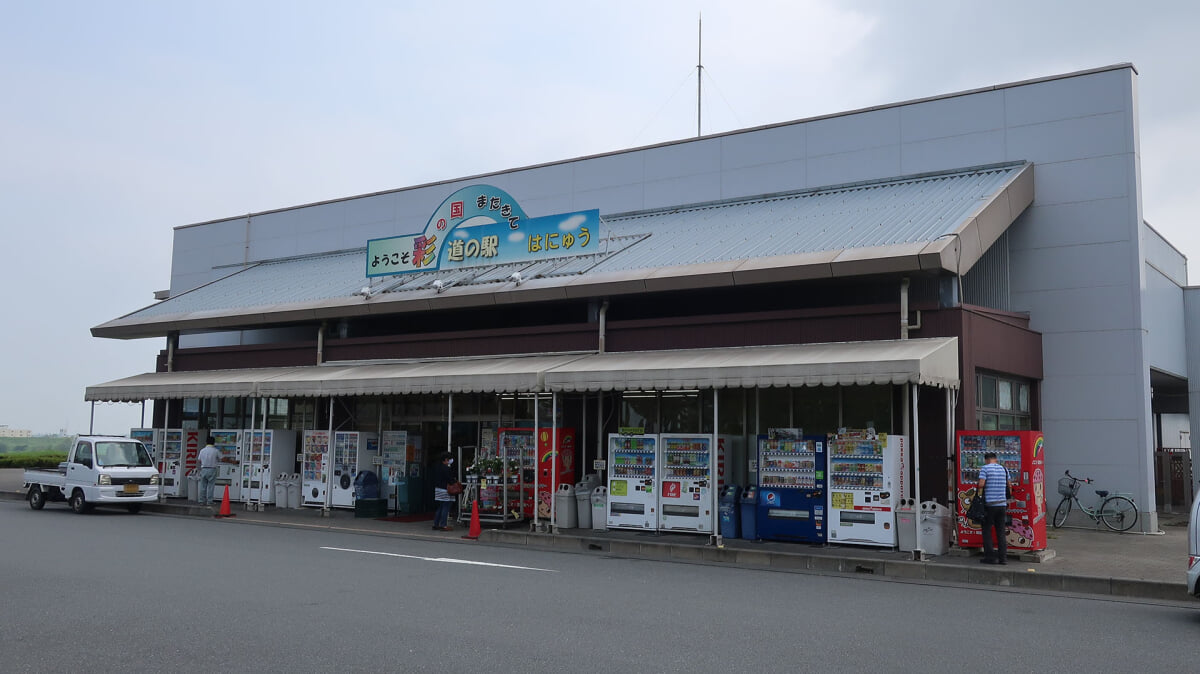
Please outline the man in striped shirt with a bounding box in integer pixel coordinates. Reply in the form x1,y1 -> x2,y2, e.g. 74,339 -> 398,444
977,451 -> 1010,565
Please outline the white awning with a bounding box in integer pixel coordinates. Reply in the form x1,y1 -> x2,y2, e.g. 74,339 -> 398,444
255,354 -> 587,398
85,354 -> 589,402
542,338 -> 960,392
85,338 -> 959,402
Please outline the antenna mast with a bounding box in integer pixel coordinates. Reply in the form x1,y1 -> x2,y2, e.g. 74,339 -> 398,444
696,13 -> 703,137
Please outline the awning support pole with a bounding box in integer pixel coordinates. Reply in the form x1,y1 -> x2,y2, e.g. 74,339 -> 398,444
912,383 -> 921,508
258,397 -> 268,511
551,392 -> 558,533
323,397 -> 334,516
533,393 -> 540,531
712,388 -> 721,547
89,401 -> 95,435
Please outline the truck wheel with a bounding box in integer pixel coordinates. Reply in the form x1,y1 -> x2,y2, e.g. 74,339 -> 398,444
28,486 -> 46,510
69,490 -> 90,514
127,504 -> 142,514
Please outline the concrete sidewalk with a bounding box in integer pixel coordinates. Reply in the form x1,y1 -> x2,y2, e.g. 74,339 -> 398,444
2,468 -> 1193,603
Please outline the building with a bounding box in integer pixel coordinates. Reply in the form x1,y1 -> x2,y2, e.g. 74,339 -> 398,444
88,64 -> 1197,533
0,426 -> 33,438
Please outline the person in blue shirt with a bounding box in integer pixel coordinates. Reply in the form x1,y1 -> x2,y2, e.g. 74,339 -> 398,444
977,451 -> 1010,564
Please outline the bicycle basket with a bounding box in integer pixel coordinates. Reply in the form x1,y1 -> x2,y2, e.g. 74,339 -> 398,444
1057,477 -> 1079,497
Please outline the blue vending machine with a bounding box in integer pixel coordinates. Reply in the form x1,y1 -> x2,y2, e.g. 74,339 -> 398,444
756,430 -> 827,542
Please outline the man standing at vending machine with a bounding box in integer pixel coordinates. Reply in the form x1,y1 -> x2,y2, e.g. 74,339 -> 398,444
197,436 -> 220,507
977,451 -> 1009,564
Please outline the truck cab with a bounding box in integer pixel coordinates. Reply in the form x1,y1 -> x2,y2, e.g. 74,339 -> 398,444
25,435 -> 161,513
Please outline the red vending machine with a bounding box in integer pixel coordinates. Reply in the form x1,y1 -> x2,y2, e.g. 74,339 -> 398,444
955,430 -> 1047,552
498,427 -> 576,518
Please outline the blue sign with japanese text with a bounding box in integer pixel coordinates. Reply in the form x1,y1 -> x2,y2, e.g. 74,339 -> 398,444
366,184 -> 601,278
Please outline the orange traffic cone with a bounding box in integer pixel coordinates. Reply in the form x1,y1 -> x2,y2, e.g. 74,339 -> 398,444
463,498 -> 481,540
214,485 -> 236,518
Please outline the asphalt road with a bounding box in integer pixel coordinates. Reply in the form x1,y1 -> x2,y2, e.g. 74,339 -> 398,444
2,500 -> 1197,673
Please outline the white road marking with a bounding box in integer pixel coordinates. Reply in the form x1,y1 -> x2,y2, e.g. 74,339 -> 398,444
320,546 -> 556,572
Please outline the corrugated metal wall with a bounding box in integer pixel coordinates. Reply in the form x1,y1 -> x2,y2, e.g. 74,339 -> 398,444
963,230 -> 1010,311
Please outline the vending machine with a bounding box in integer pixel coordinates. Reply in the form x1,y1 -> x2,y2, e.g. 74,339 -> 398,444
606,433 -> 658,530
159,429 -> 203,497
379,431 -> 407,511
302,430 -> 330,506
498,427 -> 576,518
658,434 -> 714,533
955,430 -> 1047,551
240,430 -> 297,504
210,429 -> 242,502
330,431 -> 378,508
756,429 -> 827,543
826,429 -> 906,547
130,428 -> 158,462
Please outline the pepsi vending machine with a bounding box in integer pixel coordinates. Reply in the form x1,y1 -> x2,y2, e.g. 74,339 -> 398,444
755,429 -> 827,542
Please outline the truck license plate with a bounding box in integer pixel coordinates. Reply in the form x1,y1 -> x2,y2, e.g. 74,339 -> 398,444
123,483 -> 140,494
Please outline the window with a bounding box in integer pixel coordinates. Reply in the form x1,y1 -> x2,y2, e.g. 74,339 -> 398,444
976,373 -> 1033,430
75,442 -> 93,467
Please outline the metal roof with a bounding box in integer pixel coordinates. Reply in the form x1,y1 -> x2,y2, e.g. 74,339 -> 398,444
94,162 -> 1032,339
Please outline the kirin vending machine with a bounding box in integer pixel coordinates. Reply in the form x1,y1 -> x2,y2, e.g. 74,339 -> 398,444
955,430 -> 1047,551
826,429 -> 906,547
607,433 -> 658,530
330,431 -> 378,508
241,430 -> 297,505
658,434 -> 714,533
210,429 -> 241,502
756,429 -> 827,542
160,429 -> 203,497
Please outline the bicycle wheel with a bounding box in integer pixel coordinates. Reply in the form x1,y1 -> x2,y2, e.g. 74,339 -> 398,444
1052,497 -> 1072,528
1100,496 -> 1138,532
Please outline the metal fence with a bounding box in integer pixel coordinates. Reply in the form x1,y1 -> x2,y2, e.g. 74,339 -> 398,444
1154,447 -> 1194,513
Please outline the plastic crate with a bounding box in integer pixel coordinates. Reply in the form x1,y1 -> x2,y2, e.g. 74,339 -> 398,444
1057,477 -> 1079,497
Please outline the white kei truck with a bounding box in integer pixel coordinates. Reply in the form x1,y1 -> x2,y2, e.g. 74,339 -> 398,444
23,435 -> 161,513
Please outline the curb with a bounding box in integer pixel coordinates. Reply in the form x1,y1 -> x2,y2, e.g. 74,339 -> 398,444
476,529 -> 1193,604
4,489 -> 1189,603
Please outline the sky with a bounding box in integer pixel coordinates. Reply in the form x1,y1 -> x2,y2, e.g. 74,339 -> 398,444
2,0 -> 1198,436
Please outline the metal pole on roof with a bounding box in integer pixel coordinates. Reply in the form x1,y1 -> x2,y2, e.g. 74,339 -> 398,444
696,13 -> 703,137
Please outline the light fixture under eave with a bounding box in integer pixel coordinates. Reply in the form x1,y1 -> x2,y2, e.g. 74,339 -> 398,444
509,271 -> 524,286
432,279 -> 446,293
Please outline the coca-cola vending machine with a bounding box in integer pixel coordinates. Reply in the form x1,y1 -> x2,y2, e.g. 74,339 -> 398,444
955,430 -> 1047,552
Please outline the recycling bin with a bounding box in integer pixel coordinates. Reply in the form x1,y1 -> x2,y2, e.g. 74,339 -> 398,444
555,483 -> 577,528
590,486 -> 608,531
719,485 -> 741,539
918,501 -> 952,556
739,485 -> 758,540
186,469 -> 199,502
895,498 -> 918,552
354,470 -> 381,500
575,480 -> 596,529
286,473 -> 302,509
273,473 -> 288,507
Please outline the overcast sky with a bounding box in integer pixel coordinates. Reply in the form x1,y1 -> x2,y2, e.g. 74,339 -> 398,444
2,0 -> 1198,436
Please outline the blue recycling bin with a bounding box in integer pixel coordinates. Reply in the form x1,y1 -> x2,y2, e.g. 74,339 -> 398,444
740,485 -> 758,540
719,485 -> 741,539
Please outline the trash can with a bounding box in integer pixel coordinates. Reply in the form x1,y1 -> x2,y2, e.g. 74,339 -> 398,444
739,485 -> 758,540
286,473 -> 302,509
918,500 -> 952,556
895,498 -> 918,552
719,485 -> 741,539
590,486 -> 608,531
274,473 -> 288,507
186,469 -> 199,502
575,480 -> 595,529
555,483 -> 577,528
353,470 -> 380,500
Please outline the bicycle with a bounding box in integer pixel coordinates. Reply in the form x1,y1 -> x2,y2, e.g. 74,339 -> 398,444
1051,470 -> 1139,532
